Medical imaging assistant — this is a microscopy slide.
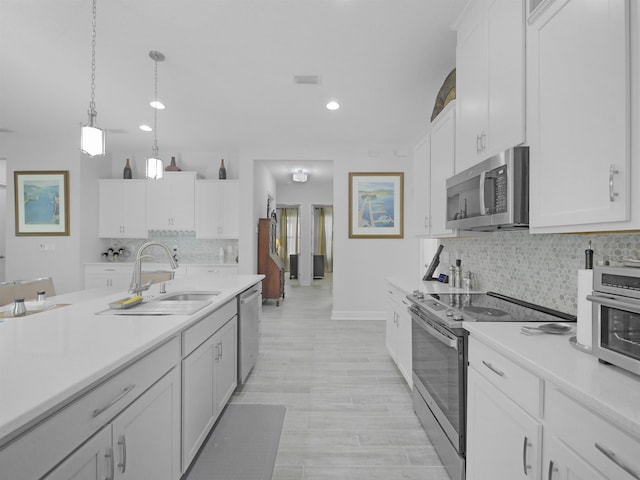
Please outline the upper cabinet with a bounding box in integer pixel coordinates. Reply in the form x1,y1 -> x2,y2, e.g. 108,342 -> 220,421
195,180 -> 240,239
527,0 -> 632,232
98,180 -> 147,238
146,172 -> 196,231
455,0 -> 525,173
413,102 -> 457,238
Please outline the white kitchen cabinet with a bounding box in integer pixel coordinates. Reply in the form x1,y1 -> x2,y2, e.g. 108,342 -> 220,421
43,427 -> 112,480
466,365 -> 542,480
527,0 -> 631,232
413,102 -> 456,238
84,264 -> 132,290
181,303 -> 238,469
385,284 -> 412,388
544,385 -> 640,480
187,264 -> 239,276
455,0 -> 525,172
146,172 -> 196,231
195,180 -> 240,238
98,180 -> 147,238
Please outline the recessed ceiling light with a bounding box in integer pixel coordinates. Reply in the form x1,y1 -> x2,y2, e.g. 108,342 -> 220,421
150,100 -> 165,110
139,124 -> 152,132
326,101 -> 340,111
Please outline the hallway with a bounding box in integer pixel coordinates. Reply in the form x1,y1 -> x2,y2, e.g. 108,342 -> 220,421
230,275 -> 448,479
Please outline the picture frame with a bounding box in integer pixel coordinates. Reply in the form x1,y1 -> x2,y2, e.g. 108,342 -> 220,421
349,172 -> 403,239
14,170 -> 70,236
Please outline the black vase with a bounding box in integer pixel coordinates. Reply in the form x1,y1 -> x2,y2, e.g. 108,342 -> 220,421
219,159 -> 227,179
123,158 -> 132,179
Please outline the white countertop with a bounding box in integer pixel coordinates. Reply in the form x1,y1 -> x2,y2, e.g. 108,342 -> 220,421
0,274 -> 263,447
386,276 -> 485,296
464,322 -> 640,439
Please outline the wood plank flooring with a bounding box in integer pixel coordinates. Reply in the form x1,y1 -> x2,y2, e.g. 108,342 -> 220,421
230,274 -> 449,480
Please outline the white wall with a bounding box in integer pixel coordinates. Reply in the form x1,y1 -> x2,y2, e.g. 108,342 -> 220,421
277,177 -> 333,285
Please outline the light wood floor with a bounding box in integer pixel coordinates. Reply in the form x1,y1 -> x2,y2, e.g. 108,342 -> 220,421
230,274 -> 449,480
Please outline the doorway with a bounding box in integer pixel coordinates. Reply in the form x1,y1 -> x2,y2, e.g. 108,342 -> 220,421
311,205 -> 333,283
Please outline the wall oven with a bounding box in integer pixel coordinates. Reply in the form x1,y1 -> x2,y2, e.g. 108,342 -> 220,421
589,266 -> 640,376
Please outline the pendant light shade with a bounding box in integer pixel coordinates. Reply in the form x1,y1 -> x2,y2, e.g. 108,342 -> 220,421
146,50 -> 165,179
80,0 -> 106,157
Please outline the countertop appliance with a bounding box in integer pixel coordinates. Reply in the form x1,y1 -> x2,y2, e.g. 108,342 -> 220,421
446,146 -> 529,231
589,266 -> 640,377
407,291 -> 575,480
238,283 -> 262,385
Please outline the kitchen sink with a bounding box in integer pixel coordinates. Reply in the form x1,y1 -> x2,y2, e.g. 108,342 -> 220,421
103,291 -> 221,316
155,292 -> 220,302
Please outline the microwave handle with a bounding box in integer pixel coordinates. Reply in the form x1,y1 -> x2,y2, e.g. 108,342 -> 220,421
479,170 -> 486,215
587,294 -> 640,315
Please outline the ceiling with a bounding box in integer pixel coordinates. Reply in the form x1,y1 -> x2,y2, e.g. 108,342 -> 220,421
0,0 -> 465,175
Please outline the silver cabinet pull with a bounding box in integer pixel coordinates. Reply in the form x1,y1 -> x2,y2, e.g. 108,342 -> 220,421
595,442 -> 640,479
476,134 -> 482,153
92,384 -> 135,417
609,164 -> 620,202
105,446 -> 114,480
548,460 -> 557,480
215,344 -> 220,362
482,360 -> 505,377
522,436 -> 532,475
219,342 -> 223,358
117,435 -> 127,473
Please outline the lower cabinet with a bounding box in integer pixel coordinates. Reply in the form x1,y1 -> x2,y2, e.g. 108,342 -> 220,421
44,367 -> 181,480
545,436 -> 607,480
182,316 -> 238,469
385,284 -> 412,388
466,366 -> 542,480
84,265 -> 132,290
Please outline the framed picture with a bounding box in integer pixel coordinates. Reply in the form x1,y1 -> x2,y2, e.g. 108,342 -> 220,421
349,172 -> 404,239
14,171 -> 70,236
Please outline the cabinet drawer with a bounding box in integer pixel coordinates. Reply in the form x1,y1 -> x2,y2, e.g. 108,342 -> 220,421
182,298 -> 237,356
468,336 -> 542,417
0,336 -> 180,480
546,386 -> 640,480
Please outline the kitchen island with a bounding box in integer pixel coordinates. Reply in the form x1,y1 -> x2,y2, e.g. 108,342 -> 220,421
0,274 -> 263,480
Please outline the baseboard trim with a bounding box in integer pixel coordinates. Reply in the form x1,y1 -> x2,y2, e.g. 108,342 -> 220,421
330,310 -> 385,321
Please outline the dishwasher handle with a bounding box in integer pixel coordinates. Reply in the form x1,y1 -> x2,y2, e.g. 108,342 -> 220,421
240,289 -> 261,305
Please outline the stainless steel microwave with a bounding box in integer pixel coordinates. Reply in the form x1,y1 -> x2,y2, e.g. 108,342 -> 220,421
446,146 -> 529,231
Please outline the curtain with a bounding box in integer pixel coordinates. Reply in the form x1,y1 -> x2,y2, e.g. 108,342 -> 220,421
278,208 -> 288,269
277,207 -> 299,272
315,207 -> 333,273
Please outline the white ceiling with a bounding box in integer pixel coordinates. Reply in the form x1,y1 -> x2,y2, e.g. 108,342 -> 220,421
0,0 -> 465,178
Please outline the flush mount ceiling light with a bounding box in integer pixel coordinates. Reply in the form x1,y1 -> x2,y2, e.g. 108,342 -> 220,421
80,0 -> 106,157
139,124 -> 152,132
292,170 -> 308,183
146,50 -> 165,179
326,100 -> 340,111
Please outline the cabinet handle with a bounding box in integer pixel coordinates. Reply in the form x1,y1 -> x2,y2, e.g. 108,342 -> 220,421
595,442 -> 640,479
481,360 -> 505,377
481,131 -> 487,151
105,446 -> 114,480
219,342 -> 223,358
522,436 -> 532,475
92,384 -> 135,417
215,344 -> 220,361
609,165 -> 620,202
476,134 -> 482,153
117,434 -> 127,474
548,460 -> 557,480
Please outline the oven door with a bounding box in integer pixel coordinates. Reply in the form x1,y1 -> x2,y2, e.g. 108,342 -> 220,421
410,305 -> 466,453
589,293 -> 640,376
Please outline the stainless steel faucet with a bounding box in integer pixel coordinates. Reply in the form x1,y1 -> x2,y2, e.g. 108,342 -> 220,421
130,241 -> 179,294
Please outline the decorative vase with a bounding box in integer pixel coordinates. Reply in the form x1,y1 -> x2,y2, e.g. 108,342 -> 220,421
219,159 -> 227,179
123,158 -> 132,179
165,156 -> 181,172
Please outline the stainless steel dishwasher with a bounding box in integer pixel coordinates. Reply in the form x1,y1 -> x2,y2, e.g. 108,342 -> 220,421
238,283 -> 262,384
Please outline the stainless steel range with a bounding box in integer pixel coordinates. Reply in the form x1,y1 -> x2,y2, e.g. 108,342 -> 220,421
407,291 -> 575,480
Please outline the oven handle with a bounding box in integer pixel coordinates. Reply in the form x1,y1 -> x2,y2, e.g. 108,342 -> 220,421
587,294 -> 640,314
410,311 -> 458,349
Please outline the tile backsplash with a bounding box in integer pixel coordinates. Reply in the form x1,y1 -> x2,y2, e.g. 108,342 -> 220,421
440,231 -> 640,315
101,231 -> 239,265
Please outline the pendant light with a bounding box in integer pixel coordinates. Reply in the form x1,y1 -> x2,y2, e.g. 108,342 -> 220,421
80,0 -> 106,157
292,169 -> 308,182
146,50 -> 165,179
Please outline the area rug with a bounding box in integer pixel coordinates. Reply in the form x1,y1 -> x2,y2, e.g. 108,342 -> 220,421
185,404 -> 286,480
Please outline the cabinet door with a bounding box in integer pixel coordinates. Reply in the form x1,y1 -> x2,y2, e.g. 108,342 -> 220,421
146,179 -> 173,230
213,317 -> 237,416
413,133 -> 431,236
219,181 -> 239,238
456,0 -> 488,171
112,368 -> 181,480
528,0 -> 630,230
195,180 -> 221,238
385,288 -> 399,362
99,181 -> 146,238
429,104 -> 457,238
98,181 -> 123,238
169,173 -> 195,231
546,437 -> 607,480
43,427 -> 112,480
182,333 -> 216,468
120,182 -> 146,237
84,266 -> 132,290
396,296 -> 412,388
466,366 -> 542,480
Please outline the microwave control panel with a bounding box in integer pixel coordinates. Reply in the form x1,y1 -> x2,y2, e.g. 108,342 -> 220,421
486,166 -> 507,214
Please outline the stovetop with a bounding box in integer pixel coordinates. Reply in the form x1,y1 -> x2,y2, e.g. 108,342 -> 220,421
407,291 -> 576,328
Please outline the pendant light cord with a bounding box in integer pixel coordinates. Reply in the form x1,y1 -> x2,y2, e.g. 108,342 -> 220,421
88,0 -> 98,123
152,56 -> 159,157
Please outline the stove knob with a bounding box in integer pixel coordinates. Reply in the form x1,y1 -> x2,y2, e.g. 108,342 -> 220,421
445,309 -> 454,317
452,313 -> 464,321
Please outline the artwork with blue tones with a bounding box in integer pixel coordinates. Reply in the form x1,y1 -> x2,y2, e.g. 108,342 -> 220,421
349,172 -> 403,239
14,171 -> 69,236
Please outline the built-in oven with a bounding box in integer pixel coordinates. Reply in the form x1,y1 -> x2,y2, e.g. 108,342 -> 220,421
409,302 -> 467,480
589,266 -> 640,376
